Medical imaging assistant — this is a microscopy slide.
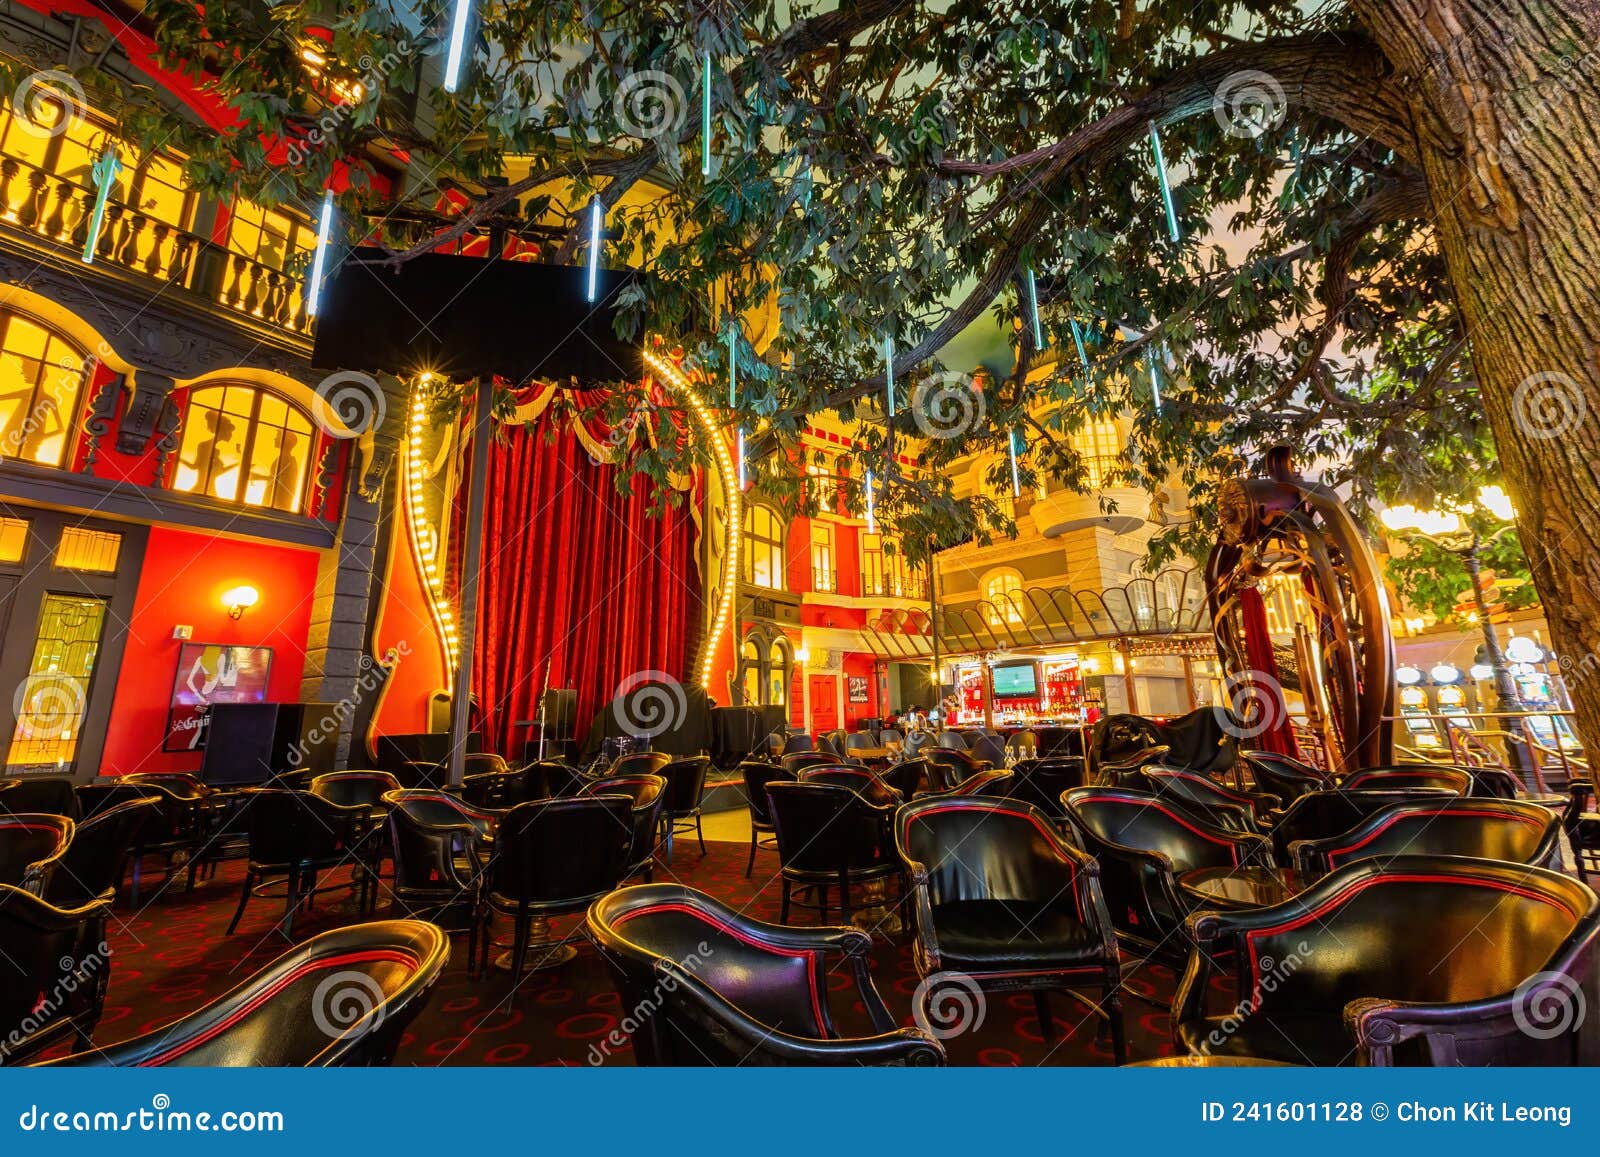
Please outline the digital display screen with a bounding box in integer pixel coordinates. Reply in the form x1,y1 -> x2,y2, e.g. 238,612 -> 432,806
991,663 -> 1038,698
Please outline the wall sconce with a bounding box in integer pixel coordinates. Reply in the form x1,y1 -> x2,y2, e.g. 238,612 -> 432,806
795,647 -> 811,664
221,585 -> 260,620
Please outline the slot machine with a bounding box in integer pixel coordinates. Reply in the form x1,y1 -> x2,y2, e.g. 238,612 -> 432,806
1396,666 -> 1443,749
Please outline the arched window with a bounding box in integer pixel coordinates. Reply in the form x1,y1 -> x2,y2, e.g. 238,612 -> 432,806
743,505 -> 785,589
768,639 -> 792,708
735,629 -> 793,709
1075,419 -> 1122,488
983,568 -> 1024,627
741,638 -> 763,706
173,383 -> 314,513
0,308 -> 90,468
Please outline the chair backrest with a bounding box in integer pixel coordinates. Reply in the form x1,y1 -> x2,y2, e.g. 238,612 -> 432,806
799,765 -> 900,806
47,919 -> 448,1067
1062,788 -> 1253,873
878,759 -> 928,801
936,730 -> 967,750
967,734 -> 1007,768
1184,857 -> 1598,1065
0,814 -> 73,890
780,751 -> 834,773
1142,766 -> 1272,818
922,747 -> 980,791
243,790 -> 353,867
0,883 -> 104,1062
1267,787 -> 1457,862
659,757 -> 710,812
1002,757 -> 1088,816
1294,798 -> 1562,877
1088,714 -> 1166,782
397,761 -> 448,789
765,781 -> 892,874
740,761 -> 795,827
1241,750 -> 1329,803
0,777 -> 78,820
844,732 -> 875,751
386,794 -> 482,897
579,777 -> 665,868
46,797 -> 157,906
310,771 -> 402,809
879,728 -> 903,746
460,769 -> 517,809
897,796 -> 1078,907
489,797 -> 633,905
780,733 -> 815,756
463,753 -> 509,777
523,760 -> 584,799
1340,765 -> 1471,794
611,751 -> 671,778
76,782 -> 159,820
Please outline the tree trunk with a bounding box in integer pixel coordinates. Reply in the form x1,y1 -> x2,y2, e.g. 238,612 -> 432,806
1356,0 -> 1600,764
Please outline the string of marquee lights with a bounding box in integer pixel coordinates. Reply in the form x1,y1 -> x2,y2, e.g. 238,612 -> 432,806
642,343 -> 742,689
405,382 -> 460,690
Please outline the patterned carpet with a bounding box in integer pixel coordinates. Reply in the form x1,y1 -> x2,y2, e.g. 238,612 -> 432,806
64,838 -> 1194,1066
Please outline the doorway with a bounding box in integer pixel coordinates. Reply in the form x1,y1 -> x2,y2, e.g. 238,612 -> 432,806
0,503 -> 147,778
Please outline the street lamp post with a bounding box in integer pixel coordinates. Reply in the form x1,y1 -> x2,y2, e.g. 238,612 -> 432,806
1380,487 -> 1534,779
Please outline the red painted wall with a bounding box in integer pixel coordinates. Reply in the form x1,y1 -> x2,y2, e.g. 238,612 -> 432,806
98,526 -> 321,776
369,507 -> 451,745
842,651 -> 880,728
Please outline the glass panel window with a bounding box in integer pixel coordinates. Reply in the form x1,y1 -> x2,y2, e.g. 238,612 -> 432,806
0,310 -> 89,468
54,527 -> 121,573
767,641 -> 789,707
861,532 -> 886,596
810,524 -> 834,592
1075,419 -> 1122,488
742,505 -> 785,590
984,570 -> 1023,627
227,200 -> 312,274
0,516 -> 27,563
741,639 -> 762,706
7,593 -> 106,770
807,457 -> 833,513
174,384 -> 314,513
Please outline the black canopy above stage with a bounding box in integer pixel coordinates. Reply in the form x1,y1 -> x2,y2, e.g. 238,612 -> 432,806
312,249 -> 644,383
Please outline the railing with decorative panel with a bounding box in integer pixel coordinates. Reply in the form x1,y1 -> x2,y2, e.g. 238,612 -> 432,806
0,149 -> 311,337
811,565 -> 838,594
861,571 -> 928,600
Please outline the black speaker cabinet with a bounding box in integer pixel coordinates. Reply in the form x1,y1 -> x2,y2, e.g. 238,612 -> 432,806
200,702 -> 341,787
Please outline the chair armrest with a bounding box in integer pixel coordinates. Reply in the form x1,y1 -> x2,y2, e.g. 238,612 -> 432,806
1344,993 -> 1563,1065
900,856 -> 943,973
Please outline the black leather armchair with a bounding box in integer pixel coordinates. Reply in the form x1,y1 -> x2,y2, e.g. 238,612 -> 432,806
879,758 -> 929,801
0,884 -> 109,1063
1241,750 -> 1330,804
1062,787 -> 1273,965
659,756 -> 710,861
1292,798 -> 1562,879
227,790 -> 363,939
580,774 -> 667,881
45,797 -> 157,908
1173,856 -> 1600,1065
45,920 -> 449,1067
924,746 -> 986,790
611,750 -> 671,777
0,776 -> 78,820
1141,767 -> 1276,830
586,883 -> 943,1066
740,760 -> 795,877
896,795 -> 1126,1060
1000,756 -> 1089,818
0,814 -> 73,895
118,774 -> 213,900
1088,714 -> 1169,785
385,790 -> 495,970
1266,788 -> 1455,863
766,781 -> 900,925
780,751 -> 834,773
481,796 -> 634,976
798,764 -> 902,805
1339,765 -> 1471,794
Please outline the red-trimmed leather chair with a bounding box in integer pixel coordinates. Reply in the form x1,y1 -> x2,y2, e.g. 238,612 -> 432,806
480,796 -> 634,976
226,790 -> 364,939
1173,857 -> 1600,1065
914,769 -> 1014,799
1061,787 -> 1272,965
44,920 -> 449,1067
878,758 -> 930,801
119,773 -> 214,900
586,883 -> 944,1066
1141,766 -> 1276,831
766,781 -> 900,924
999,756 -> 1089,818
383,790 -> 495,971
0,776 -> 79,820
611,750 -> 671,778
780,751 -> 835,773
1291,798 -> 1563,879
897,795 -> 1126,1061
580,774 -> 667,881
1339,765 -> 1471,794
0,814 -> 73,895
1241,750 -> 1331,804
1265,788 -> 1456,863
740,760 -> 795,877
798,764 -> 902,805
312,771 -> 404,907
0,884 -> 109,1064
658,756 -> 710,860
923,746 -> 987,790
45,797 -> 157,908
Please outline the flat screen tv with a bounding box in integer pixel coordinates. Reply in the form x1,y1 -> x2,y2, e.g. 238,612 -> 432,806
991,663 -> 1038,698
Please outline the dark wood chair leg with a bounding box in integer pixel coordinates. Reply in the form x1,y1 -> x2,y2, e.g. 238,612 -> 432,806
282,870 -> 300,940
225,870 -> 253,935
1106,988 -> 1128,1065
838,872 -> 852,922
746,830 -> 758,877
511,911 -> 531,981
130,854 -> 143,908
1034,990 -> 1055,1042
780,879 -> 791,923
817,883 -> 829,923
695,814 -> 706,856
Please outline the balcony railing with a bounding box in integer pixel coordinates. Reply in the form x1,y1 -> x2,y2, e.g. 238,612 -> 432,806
811,565 -> 837,593
861,571 -> 929,600
0,149 -> 311,337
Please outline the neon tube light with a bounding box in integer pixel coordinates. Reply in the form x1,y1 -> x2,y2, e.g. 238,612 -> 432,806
1148,124 -> 1180,242
865,469 -> 877,534
701,52 -> 712,177
1069,317 -> 1092,382
82,148 -> 121,265
1149,354 -> 1165,413
586,197 -> 602,303
444,0 -> 472,93
1008,430 -> 1022,498
726,328 -> 737,407
306,190 -> 333,317
1025,268 -> 1045,349
884,335 -> 895,415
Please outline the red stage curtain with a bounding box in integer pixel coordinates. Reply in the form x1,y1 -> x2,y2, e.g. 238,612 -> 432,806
1239,587 -> 1301,758
454,417 -> 702,757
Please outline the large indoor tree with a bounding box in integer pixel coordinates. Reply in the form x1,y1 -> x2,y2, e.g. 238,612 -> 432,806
34,1 -> 1600,739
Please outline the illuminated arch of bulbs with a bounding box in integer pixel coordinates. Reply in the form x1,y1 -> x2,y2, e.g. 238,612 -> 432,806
405,383 -> 459,691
